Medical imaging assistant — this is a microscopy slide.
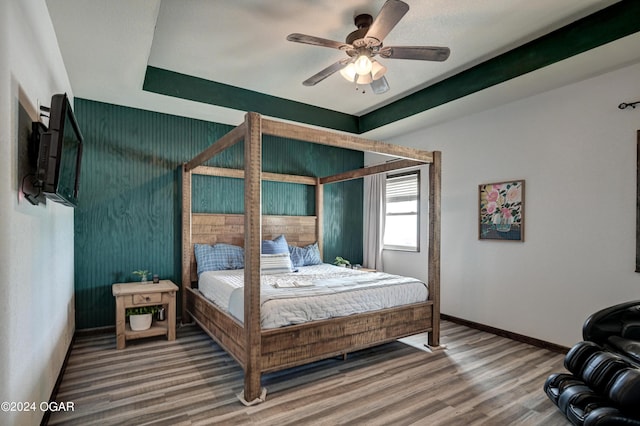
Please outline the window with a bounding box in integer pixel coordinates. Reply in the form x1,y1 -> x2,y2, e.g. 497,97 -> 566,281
383,171 -> 420,251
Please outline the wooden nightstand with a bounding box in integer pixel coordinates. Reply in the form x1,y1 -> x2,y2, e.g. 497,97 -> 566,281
112,280 -> 178,349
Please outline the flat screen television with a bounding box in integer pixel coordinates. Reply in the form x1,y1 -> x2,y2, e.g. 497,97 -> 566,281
35,93 -> 83,207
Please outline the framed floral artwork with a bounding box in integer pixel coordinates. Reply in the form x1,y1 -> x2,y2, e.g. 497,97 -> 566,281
479,180 -> 525,241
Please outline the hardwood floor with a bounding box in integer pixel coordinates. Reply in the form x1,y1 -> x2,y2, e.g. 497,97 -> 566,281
48,321 -> 570,425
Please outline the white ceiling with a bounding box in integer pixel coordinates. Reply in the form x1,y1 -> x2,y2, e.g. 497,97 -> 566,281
45,0 -> 640,140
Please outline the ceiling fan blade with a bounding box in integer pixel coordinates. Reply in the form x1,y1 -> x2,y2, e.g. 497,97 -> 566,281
370,76 -> 390,94
302,58 -> 351,86
380,46 -> 450,61
364,0 -> 409,46
287,33 -> 351,50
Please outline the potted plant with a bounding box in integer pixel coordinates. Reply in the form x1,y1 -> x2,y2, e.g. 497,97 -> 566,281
333,256 -> 350,267
132,270 -> 149,282
126,306 -> 160,331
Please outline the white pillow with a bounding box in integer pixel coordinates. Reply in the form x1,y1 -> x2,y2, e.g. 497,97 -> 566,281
261,253 -> 293,275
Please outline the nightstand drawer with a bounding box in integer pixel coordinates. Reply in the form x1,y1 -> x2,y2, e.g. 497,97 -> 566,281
132,293 -> 162,305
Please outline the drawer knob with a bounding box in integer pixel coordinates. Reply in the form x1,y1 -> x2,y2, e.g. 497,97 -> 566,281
145,297 -> 150,301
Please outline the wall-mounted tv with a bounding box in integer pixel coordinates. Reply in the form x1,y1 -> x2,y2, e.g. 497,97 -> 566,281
35,93 -> 83,207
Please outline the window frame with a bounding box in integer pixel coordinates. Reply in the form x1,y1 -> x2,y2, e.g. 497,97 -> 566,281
383,170 -> 420,252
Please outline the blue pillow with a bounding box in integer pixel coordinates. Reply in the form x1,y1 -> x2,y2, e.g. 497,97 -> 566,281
194,243 -> 244,275
289,242 -> 322,267
289,245 -> 304,267
262,234 -> 289,254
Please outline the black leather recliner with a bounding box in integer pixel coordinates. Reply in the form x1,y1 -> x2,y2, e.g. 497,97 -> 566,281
583,300 -> 640,365
544,301 -> 640,425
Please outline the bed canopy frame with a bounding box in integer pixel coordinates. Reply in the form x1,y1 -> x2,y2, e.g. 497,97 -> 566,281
181,112 -> 441,404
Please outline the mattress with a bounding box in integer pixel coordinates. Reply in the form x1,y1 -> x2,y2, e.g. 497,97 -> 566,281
198,263 -> 428,329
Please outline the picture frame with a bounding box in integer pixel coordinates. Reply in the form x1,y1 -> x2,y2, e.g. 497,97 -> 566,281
479,180 -> 525,241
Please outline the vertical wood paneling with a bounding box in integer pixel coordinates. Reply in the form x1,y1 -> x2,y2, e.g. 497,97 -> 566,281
74,100 -> 363,329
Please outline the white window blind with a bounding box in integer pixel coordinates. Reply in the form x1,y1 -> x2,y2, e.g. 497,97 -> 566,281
386,174 -> 418,203
384,172 -> 419,251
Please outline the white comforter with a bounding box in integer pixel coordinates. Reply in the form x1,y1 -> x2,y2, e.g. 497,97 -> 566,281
198,263 -> 428,329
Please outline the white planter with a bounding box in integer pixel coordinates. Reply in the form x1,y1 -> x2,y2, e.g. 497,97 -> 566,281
129,313 -> 153,331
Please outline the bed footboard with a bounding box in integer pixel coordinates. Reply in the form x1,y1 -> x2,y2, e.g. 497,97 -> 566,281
260,301 -> 433,372
188,290 -> 433,376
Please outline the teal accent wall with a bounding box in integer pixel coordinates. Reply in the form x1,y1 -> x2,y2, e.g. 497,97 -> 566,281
74,99 -> 363,329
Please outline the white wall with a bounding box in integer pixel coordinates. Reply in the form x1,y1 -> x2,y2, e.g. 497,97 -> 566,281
0,1 -> 75,424
374,61 -> 640,347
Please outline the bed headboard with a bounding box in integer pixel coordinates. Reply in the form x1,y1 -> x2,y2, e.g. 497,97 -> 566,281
188,213 -> 318,283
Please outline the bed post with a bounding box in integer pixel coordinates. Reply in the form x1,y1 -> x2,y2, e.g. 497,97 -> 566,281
241,112 -> 266,404
428,151 -> 442,347
181,164 -> 192,324
316,179 -> 324,259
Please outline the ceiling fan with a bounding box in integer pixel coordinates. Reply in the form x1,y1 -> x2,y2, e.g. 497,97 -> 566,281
286,0 -> 450,94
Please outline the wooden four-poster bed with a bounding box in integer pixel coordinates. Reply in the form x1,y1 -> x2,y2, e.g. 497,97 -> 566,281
181,112 -> 441,404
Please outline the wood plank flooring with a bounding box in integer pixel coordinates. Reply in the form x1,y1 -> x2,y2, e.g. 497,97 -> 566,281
47,321 -> 570,425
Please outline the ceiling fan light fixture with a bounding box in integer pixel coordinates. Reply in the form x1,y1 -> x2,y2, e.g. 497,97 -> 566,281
371,60 -> 387,81
357,73 -> 373,85
354,54 -> 372,75
340,63 -> 357,82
